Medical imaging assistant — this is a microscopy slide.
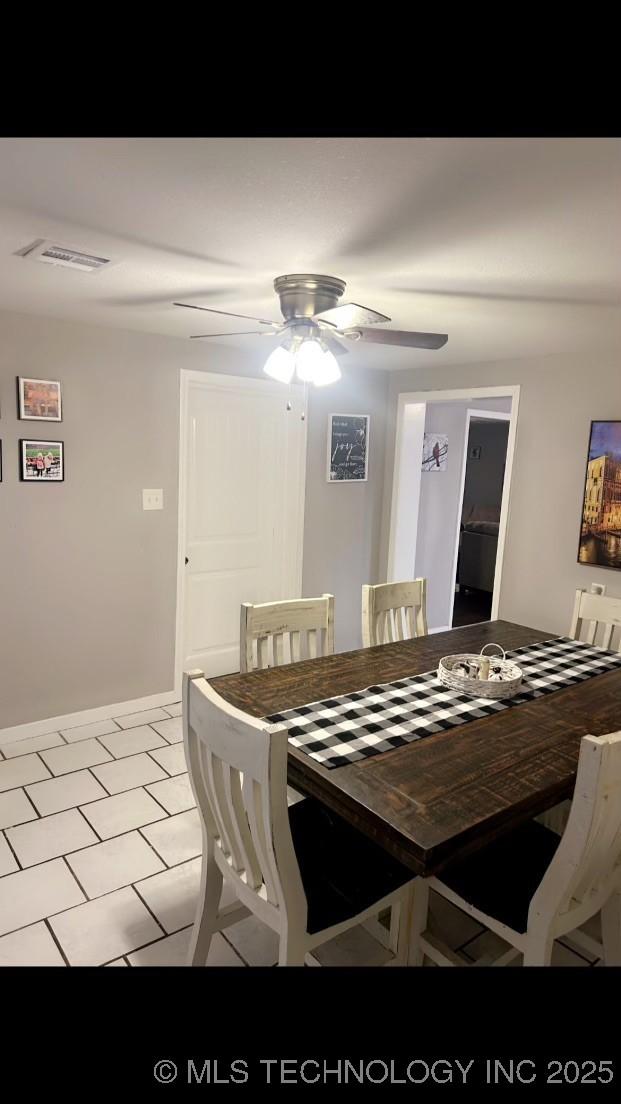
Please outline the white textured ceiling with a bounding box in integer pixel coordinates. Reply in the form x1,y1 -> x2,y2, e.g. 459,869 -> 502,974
0,136 -> 620,369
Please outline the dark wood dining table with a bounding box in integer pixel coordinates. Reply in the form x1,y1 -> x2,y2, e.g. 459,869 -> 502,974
210,620 -> 621,877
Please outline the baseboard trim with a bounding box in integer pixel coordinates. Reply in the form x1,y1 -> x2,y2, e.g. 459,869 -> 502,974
429,625 -> 451,634
0,689 -> 180,748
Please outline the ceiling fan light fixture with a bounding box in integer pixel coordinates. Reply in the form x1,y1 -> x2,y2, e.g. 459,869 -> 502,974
263,345 -> 295,383
294,339 -> 341,386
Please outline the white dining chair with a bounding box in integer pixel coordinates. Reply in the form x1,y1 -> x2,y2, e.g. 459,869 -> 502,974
569,588 -> 621,651
361,579 -> 428,648
540,588 -> 621,838
240,594 -> 335,672
408,730 -> 621,966
183,670 -> 416,966
240,593 -> 334,807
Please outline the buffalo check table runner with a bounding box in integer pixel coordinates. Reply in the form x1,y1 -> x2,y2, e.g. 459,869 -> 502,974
265,637 -> 621,769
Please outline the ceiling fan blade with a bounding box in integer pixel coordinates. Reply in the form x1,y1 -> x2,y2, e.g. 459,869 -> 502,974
174,302 -> 277,326
314,302 -> 391,328
344,327 -> 448,350
190,330 -> 279,339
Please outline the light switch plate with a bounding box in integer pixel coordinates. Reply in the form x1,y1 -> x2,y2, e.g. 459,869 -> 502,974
590,583 -> 606,596
143,489 -> 163,510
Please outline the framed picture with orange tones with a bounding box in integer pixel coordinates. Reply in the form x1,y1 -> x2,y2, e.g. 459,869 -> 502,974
17,377 -> 62,421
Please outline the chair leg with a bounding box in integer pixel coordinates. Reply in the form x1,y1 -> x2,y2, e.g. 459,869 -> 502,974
407,880 -> 430,966
523,926 -> 554,966
392,884 -> 415,964
601,892 -> 621,966
188,852 -> 223,966
278,929 -> 307,966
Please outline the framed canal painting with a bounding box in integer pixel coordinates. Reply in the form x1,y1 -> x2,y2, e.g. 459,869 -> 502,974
578,420 -> 621,570
327,413 -> 369,482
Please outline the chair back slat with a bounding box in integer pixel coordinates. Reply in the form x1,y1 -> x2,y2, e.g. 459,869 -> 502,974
244,775 -> 280,906
203,750 -> 239,867
570,589 -> 621,651
362,579 -> 428,648
240,594 -> 335,672
225,767 -> 263,890
529,731 -> 621,927
183,671 -> 307,920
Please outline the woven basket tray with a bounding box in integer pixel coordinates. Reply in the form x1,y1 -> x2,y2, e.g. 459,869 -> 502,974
437,643 -> 523,700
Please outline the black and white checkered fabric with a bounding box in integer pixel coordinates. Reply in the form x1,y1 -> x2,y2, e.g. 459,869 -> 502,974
265,637 -> 621,770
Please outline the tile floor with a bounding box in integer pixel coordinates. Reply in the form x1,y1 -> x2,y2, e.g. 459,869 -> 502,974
0,704 -> 601,968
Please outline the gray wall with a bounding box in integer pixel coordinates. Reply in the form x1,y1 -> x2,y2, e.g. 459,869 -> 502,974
381,351 -> 621,638
0,309 -> 388,727
302,367 -> 389,653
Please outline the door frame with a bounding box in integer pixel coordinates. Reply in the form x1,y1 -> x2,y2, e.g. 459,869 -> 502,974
174,369 -> 308,696
386,385 -> 520,627
448,406 -> 512,629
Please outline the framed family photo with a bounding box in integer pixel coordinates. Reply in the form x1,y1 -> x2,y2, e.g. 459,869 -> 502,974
18,377 -> 62,421
20,440 -> 64,482
327,413 -> 369,482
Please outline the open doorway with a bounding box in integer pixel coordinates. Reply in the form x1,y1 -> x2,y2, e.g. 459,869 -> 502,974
387,386 -> 519,632
452,410 -> 511,627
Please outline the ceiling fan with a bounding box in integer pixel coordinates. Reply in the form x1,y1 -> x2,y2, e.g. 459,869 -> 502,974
174,274 -> 448,386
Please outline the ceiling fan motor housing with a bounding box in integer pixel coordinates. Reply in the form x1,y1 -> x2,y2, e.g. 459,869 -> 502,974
274,273 -> 346,321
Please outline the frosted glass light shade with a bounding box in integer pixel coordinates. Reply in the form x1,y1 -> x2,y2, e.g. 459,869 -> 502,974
263,345 -> 295,383
295,340 -> 341,386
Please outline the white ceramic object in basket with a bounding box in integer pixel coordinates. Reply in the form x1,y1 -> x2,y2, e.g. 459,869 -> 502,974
437,643 -> 523,700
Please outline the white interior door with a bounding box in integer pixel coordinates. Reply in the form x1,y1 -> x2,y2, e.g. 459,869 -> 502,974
178,372 -> 306,680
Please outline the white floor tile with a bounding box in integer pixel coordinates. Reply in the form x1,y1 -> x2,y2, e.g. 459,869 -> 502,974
141,809 -> 201,866
40,740 -> 112,777
0,922 -> 66,966
26,770 -> 107,816
163,702 -> 182,718
61,719 -> 121,744
0,754 -> 51,793
150,717 -> 183,744
92,753 -> 168,794
134,857 -> 202,933
114,708 -> 170,730
67,831 -> 165,898
146,774 -> 195,815
0,833 -> 19,876
80,788 -> 168,839
224,915 -> 279,966
49,885 -> 163,966
7,808 -> 98,867
105,958 -> 128,966
0,859 -> 85,937
462,928 -> 592,966
129,927 -> 244,967
149,744 -> 187,777
314,924 -> 393,967
0,789 -> 38,830
0,732 -> 64,759
98,725 -> 168,759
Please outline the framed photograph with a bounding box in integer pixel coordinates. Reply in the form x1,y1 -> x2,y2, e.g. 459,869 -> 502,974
422,433 -> 448,471
17,377 -> 62,421
20,440 -> 64,482
578,420 -> 621,570
327,414 -> 369,482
